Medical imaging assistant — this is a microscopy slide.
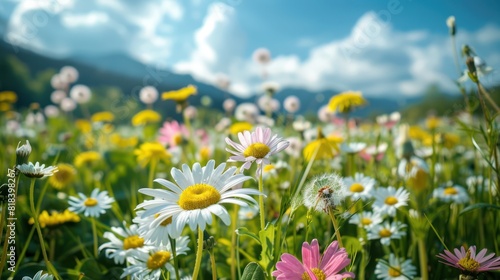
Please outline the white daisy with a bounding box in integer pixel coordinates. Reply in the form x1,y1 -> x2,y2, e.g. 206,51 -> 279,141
238,204 -> 259,220
136,160 -> 260,234
367,221 -> 406,246
225,127 -> 289,175
341,142 -> 367,154
375,253 -> 417,280
372,186 -> 409,217
432,183 -> 469,204
262,160 -> 288,179
22,270 -> 53,280
397,156 -> 429,179
17,162 -> 58,178
303,173 -> 348,212
99,222 -> 152,265
133,209 -> 179,245
349,211 -> 383,229
343,173 -> 376,201
68,188 -> 115,218
121,236 -> 190,280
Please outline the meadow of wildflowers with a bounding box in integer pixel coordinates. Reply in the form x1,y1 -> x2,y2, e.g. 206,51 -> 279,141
1,16 -> 500,280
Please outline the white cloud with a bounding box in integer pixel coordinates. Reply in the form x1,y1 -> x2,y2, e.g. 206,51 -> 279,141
4,0 -> 182,63
175,11 -> 500,98
61,11 -> 108,28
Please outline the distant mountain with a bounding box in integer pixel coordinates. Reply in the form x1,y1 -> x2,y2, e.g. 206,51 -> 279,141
0,39 -> 418,118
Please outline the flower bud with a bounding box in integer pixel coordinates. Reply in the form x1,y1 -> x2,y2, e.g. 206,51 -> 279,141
16,140 -> 31,166
446,16 -> 456,36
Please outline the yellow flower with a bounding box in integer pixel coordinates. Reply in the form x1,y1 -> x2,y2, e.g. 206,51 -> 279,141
442,133 -> 460,149
426,116 -> 440,130
29,210 -> 81,228
75,119 -> 92,133
134,142 -> 171,167
74,151 -> 102,167
0,102 -> 11,112
91,111 -> 115,123
328,91 -> 367,113
111,133 -> 139,148
131,109 -> 161,126
303,128 -> 342,161
408,126 -> 431,142
162,85 -> 197,102
0,91 -> 17,103
229,122 -> 253,135
49,163 -> 76,190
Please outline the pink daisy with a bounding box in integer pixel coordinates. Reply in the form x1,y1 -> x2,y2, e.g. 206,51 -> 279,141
437,245 -> 500,274
158,120 -> 189,147
273,239 -> 355,280
225,127 -> 289,175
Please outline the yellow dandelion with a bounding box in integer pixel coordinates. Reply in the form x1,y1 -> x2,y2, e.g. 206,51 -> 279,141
111,133 -> 139,148
0,102 -> 11,112
229,122 -> 253,135
408,126 -> 431,142
161,85 -> 197,102
29,209 -> 81,228
74,151 -> 102,168
0,91 -> 17,103
49,163 -> 76,190
426,116 -> 440,130
442,133 -> 460,149
327,91 -> 367,114
75,119 -> 92,133
303,128 -> 342,161
91,111 -> 115,123
134,142 -> 171,167
131,109 -> 162,126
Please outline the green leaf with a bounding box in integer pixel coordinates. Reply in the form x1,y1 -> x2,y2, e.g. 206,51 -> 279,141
236,227 -> 261,244
258,224 -> 276,274
75,258 -> 104,279
241,262 -> 265,280
342,236 -> 363,256
460,203 -> 500,215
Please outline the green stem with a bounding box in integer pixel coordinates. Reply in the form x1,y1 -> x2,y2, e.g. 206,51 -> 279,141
209,249 -> 217,280
328,207 -> 343,248
91,218 -> 98,258
230,204 -> 239,280
148,159 -> 158,189
192,227 -> 204,280
30,179 -> 60,279
169,237 -> 181,280
418,238 -> 429,280
258,165 -> 266,231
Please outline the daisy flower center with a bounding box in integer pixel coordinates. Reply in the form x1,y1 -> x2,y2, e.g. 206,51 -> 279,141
457,250 -> 480,271
173,133 -> 183,145
178,183 -> 221,210
361,217 -> 372,226
388,266 -> 402,277
301,268 -> 326,280
384,196 -> 398,205
147,251 -> 171,270
200,147 -> 210,160
154,214 -> 173,227
84,198 -> 98,207
379,228 -> 392,238
444,187 -> 458,195
350,183 -> 365,193
243,143 -> 270,158
263,164 -> 275,172
123,235 -> 144,250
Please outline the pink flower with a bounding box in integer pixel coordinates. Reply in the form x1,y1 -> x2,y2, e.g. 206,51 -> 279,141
158,121 -> 189,147
437,245 -> 500,274
272,239 -> 355,280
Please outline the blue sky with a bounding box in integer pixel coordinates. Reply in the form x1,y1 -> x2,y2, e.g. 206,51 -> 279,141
1,0 -> 499,98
